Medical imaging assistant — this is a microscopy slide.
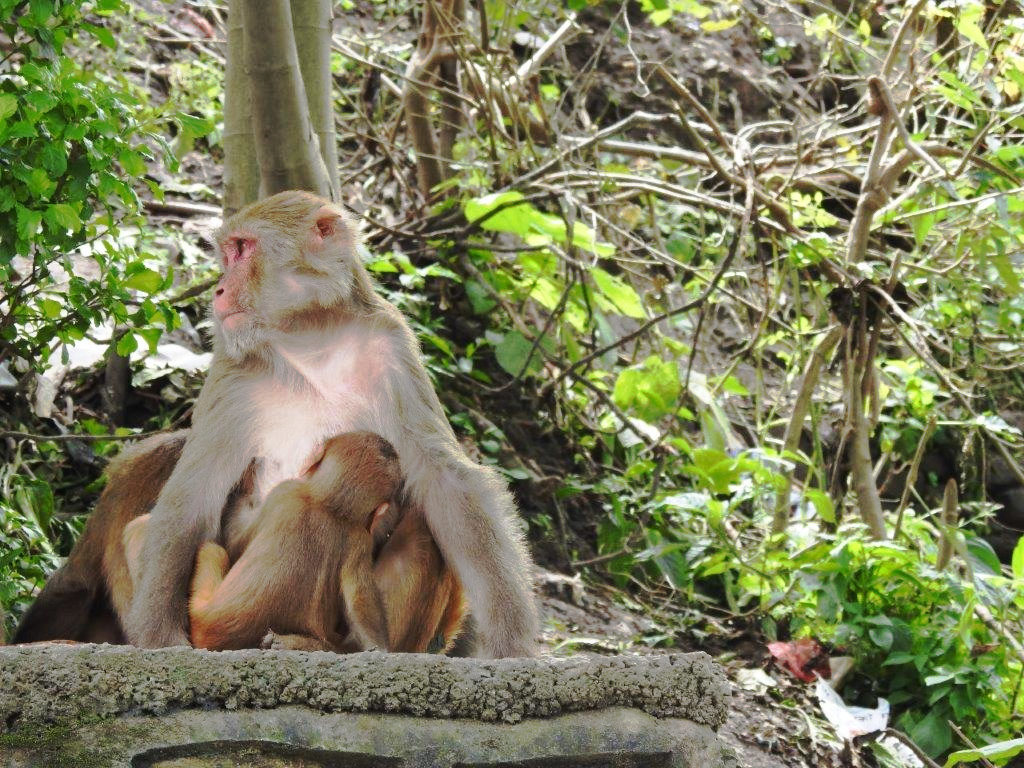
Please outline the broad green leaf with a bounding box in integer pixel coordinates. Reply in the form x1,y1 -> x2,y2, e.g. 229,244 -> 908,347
136,326 -> 162,354
868,625 -> 894,650
39,143 -> 68,176
1012,535 -> 1024,580
945,737 -> 1024,767
465,279 -> 497,314
177,112 -> 214,136
612,356 -> 681,422
0,94 -> 17,121
124,268 -> 163,294
992,252 -> 1021,295
908,709 -> 952,757
115,333 -> 138,357
43,203 -> 81,233
16,205 -> 42,241
22,89 -> 56,113
804,489 -> 835,523
956,6 -> 988,51
591,267 -> 645,319
37,298 -> 61,319
494,330 -> 544,377
464,191 -> 533,236
84,22 -> 116,48
118,149 -> 147,177
22,167 -> 55,197
465,192 -> 613,255
366,258 -> 398,273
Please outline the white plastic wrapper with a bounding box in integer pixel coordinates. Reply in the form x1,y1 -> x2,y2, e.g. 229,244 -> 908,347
815,676 -> 889,739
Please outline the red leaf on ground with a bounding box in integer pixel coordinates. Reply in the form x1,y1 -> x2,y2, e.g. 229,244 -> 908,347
767,638 -> 831,683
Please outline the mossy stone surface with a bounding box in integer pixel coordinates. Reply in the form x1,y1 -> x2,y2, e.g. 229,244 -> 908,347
0,646 -> 734,768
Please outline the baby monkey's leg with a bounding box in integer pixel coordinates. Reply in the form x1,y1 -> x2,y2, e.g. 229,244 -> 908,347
188,542 -> 231,646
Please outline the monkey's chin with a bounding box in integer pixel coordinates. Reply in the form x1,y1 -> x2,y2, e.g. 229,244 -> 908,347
215,317 -> 269,361
221,312 -> 248,331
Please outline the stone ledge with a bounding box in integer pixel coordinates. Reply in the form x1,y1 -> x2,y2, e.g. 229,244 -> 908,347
0,645 -> 729,728
0,706 -> 736,768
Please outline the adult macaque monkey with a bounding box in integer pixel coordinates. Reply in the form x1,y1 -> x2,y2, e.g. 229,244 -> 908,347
123,191 -> 536,656
123,432 -> 407,652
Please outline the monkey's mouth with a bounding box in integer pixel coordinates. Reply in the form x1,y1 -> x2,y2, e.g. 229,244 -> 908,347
218,310 -> 248,329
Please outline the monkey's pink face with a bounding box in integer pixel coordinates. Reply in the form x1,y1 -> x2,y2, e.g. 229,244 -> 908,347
211,202 -> 358,359
213,236 -> 256,329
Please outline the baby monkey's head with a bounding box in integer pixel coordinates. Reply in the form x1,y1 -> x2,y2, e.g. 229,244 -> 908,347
305,431 -> 403,529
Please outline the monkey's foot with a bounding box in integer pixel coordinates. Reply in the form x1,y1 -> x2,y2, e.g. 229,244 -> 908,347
259,631 -> 282,650
260,631 -> 332,651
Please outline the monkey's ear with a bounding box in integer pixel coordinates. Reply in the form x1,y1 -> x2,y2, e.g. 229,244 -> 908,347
314,207 -> 345,242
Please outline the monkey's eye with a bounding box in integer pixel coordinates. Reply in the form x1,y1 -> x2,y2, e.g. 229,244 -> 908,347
222,237 -> 255,267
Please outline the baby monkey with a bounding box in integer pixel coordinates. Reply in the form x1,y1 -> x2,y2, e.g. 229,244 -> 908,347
123,431 -> 402,652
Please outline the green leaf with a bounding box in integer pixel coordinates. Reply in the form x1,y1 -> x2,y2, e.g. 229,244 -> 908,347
955,7 -> 989,51
804,489 -> 835,523
124,268 -> 163,294
591,267 -> 646,319
37,298 -> 61,319
868,625 -> 894,650
16,205 -> 42,241
909,710 -> 952,758
118,149 -> 147,177
1012,535 -> 1024,580
39,142 -> 68,176
613,356 -> 681,422
701,17 -> 738,31
466,279 -> 497,314
464,191 -> 534,237
992,252 -> 1021,295
115,333 -> 138,357
84,22 -> 116,49
494,330 -> 545,377
43,203 -> 82,233
945,737 -> 1024,767
22,167 -> 56,197
0,94 -> 17,121
176,112 -> 214,136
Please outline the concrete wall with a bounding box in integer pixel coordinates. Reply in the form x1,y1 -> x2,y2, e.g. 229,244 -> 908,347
0,645 -> 735,768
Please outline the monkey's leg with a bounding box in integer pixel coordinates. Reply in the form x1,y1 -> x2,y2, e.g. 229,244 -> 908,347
121,514 -> 151,590
338,530 -> 389,650
418,460 -> 538,658
373,511 -> 464,652
188,543 -> 230,646
342,555 -> 390,650
125,425 -> 255,648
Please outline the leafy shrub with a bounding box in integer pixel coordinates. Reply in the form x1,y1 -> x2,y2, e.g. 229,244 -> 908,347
0,0 -> 175,371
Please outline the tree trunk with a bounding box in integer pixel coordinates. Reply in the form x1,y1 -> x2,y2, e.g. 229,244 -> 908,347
290,0 -> 339,199
403,0 -> 466,201
222,0 -> 259,217
242,0 -> 331,198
